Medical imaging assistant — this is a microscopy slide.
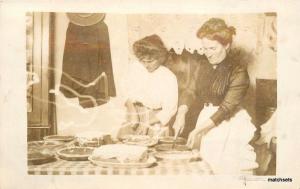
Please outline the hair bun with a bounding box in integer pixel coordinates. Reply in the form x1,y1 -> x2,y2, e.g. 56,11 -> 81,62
227,26 -> 236,35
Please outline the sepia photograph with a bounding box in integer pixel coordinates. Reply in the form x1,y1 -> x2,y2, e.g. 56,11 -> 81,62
26,12 -> 277,176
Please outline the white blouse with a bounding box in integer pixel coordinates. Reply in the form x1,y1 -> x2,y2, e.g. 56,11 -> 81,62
125,61 -> 178,125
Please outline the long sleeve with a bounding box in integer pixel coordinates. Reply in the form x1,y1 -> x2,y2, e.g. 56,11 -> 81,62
156,73 -> 178,125
210,65 -> 250,125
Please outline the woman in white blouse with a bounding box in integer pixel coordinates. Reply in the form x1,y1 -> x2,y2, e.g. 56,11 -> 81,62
117,34 -> 178,138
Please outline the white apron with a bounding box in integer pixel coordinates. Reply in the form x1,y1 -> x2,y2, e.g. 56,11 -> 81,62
195,104 -> 258,174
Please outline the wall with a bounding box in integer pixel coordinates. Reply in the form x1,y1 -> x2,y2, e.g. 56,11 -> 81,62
52,13 -> 277,136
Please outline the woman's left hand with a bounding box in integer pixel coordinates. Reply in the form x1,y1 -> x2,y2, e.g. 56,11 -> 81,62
187,119 -> 216,149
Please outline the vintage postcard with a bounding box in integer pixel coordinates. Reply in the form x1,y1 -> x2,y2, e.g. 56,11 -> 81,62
0,1 -> 299,189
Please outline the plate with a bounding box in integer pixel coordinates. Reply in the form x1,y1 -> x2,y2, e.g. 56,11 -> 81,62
28,151 -> 56,165
155,144 -> 190,151
28,140 -> 67,155
57,147 -> 94,161
158,136 -> 186,145
43,135 -> 75,142
89,156 -> 157,169
28,140 -> 65,148
154,151 -> 201,162
121,135 -> 158,147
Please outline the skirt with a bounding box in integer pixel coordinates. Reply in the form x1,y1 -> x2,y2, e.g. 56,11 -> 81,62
195,105 -> 258,174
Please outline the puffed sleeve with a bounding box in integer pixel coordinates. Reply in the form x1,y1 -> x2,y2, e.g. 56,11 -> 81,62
210,65 -> 250,125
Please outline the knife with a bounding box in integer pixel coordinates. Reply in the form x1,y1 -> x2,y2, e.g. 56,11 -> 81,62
172,127 -> 183,149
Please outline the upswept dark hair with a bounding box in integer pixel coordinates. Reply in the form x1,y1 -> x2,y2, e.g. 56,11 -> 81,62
133,34 -> 168,64
197,18 -> 236,46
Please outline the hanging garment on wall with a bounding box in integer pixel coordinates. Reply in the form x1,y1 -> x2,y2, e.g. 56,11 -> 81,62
60,21 -> 116,108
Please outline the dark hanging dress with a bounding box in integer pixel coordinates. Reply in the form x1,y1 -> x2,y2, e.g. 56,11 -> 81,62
60,21 -> 116,108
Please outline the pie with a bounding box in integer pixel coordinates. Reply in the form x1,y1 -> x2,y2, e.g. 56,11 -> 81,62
57,147 -> 94,161
122,135 -> 158,147
155,144 -> 190,151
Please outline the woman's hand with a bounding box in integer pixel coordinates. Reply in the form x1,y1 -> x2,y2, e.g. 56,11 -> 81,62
125,99 -> 139,129
187,119 -> 216,149
149,114 -> 160,125
173,105 -> 189,136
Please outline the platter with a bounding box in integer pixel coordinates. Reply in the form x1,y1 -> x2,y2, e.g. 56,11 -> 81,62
88,156 -> 156,168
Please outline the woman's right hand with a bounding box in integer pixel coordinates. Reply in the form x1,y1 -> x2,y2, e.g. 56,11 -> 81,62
173,105 -> 188,136
173,114 -> 185,136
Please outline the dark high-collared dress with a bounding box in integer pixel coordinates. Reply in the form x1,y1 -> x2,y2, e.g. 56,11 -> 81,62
179,51 -> 250,137
178,51 -> 258,174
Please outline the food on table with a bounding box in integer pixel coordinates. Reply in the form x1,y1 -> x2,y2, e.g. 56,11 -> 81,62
43,135 -> 75,142
154,150 -> 201,161
90,144 -> 148,163
158,136 -> 186,145
57,147 -> 94,161
155,144 -> 190,151
154,143 -> 200,162
75,131 -> 113,147
27,150 -> 56,165
122,135 -> 158,147
28,140 -> 66,155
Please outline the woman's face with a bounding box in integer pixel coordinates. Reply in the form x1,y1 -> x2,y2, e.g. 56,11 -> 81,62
202,37 -> 229,65
140,56 -> 161,73
197,39 -> 205,55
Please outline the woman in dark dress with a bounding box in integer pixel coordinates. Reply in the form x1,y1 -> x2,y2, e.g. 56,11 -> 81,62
173,18 -> 258,174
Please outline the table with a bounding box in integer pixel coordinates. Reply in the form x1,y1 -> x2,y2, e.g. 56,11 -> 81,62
28,159 -> 212,175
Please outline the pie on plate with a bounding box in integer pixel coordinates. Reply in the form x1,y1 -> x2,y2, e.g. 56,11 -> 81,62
155,144 -> 190,151
121,135 -> 158,147
28,151 -> 56,165
28,140 -> 66,155
57,147 -> 94,161
158,136 -> 186,145
154,150 -> 201,162
43,135 -> 75,142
